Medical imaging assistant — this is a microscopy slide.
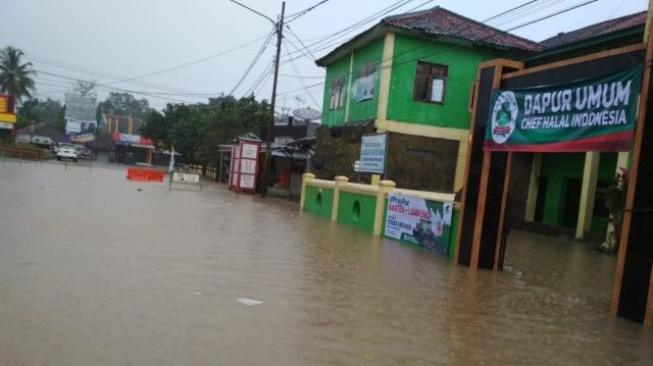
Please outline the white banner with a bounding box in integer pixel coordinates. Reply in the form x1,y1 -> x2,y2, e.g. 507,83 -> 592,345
384,193 -> 453,255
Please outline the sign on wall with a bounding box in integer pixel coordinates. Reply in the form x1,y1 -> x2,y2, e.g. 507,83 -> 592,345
485,65 -> 643,152
384,193 -> 454,256
359,133 -> 387,174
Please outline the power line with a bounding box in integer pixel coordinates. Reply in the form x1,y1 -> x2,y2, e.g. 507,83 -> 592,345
226,0 -> 276,24
229,30 -> 276,95
286,0 -> 334,23
282,42 -> 320,108
280,0 -> 601,100
103,34 -> 271,87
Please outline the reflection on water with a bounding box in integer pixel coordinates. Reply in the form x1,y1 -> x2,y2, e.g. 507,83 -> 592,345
0,161 -> 651,366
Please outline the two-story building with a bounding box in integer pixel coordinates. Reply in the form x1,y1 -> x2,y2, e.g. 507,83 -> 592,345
314,6 -> 540,192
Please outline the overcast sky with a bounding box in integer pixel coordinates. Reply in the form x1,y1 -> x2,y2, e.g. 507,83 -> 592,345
1,0 -> 648,111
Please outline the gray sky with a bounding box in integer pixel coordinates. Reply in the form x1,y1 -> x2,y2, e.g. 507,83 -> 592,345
1,0 -> 648,111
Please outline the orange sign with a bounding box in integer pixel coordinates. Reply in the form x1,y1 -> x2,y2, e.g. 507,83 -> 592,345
0,96 -> 7,113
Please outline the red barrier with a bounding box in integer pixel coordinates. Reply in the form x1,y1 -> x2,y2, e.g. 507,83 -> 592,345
126,168 -> 165,182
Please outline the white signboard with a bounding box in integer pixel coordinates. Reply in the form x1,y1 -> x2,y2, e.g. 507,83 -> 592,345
240,159 -> 257,175
172,172 -> 200,184
241,143 -> 259,159
384,193 -> 454,255
240,174 -> 256,189
359,133 -> 387,174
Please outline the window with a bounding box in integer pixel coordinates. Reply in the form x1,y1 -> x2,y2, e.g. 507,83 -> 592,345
414,62 -> 448,104
329,75 -> 346,110
352,63 -> 377,103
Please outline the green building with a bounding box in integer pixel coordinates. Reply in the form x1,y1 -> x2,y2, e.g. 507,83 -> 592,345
314,7 -> 540,193
514,11 -> 646,240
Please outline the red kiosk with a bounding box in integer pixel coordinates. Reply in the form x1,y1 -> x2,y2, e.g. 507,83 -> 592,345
229,138 -> 261,194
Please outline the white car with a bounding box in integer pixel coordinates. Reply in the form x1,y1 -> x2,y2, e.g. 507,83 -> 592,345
56,145 -> 79,162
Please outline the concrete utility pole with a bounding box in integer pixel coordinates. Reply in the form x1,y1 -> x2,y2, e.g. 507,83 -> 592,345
261,1 -> 286,197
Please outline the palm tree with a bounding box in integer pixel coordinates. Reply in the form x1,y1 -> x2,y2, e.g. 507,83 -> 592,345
0,46 -> 36,106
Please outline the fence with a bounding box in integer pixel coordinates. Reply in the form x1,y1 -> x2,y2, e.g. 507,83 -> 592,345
0,146 -> 45,161
184,164 -> 218,181
300,173 -> 460,260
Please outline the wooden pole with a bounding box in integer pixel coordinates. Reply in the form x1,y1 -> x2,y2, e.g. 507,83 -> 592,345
261,1 -> 285,197
610,0 -> 653,321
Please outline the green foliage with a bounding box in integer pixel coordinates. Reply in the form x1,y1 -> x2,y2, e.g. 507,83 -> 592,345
140,95 -> 269,164
0,46 -> 36,103
600,168 -> 628,254
16,98 -> 64,128
97,92 -> 151,120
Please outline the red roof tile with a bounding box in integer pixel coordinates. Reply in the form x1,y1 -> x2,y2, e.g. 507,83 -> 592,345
382,6 -> 542,52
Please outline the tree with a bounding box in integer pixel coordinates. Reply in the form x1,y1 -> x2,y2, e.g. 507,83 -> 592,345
0,46 -> 36,105
17,98 -> 64,128
97,92 -> 150,120
73,80 -> 97,98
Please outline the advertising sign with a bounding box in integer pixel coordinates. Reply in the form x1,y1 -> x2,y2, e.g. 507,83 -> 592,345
352,73 -> 377,102
384,193 -> 454,256
359,133 -> 387,174
485,65 -> 643,152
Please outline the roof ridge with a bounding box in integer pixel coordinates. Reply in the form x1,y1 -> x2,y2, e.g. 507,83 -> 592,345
541,10 -> 646,44
381,5 -> 539,48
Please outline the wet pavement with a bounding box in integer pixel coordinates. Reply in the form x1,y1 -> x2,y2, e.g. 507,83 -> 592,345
1,160 -> 651,365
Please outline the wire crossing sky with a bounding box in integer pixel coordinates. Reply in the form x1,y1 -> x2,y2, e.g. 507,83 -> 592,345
2,0 -> 647,110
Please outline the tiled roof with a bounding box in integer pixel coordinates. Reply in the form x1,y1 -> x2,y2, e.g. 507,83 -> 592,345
382,6 -> 542,52
540,11 -> 646,49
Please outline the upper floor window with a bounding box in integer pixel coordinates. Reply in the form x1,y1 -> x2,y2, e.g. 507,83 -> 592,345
414,62 -> 448,104
329,75 -> 346,110
352,63 -> 377,103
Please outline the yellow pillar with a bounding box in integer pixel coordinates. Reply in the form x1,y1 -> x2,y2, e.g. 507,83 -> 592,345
147,150 -> 152,164
453,139 -> 469,192
377,32 -> 395,122
373,180 -> 396,236
576,152 -> 600,240
300,173 -> 315,210
332,176 -> 349,222
114,117 -> 120,134
525,153 -> 543,222
128,116 -> 133,135
344,52 -> 355,123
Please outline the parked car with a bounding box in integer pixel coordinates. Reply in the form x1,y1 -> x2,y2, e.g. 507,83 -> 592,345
73,144 -> 92,159
56,145 -> 79,162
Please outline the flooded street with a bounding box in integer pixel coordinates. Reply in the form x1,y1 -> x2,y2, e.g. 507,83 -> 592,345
1,161 -> 651,366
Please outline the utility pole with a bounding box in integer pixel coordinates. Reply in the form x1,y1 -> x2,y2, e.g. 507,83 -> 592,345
261,1 -> 285,197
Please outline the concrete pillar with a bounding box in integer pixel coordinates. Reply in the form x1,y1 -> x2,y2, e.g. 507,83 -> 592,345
332,176 -> 349,222
373,180 -> 396,236
525,153 -> 543,222
377,32 -> 395,122
299,173 -> 315,211
344,52 -> 355,123
576,152 -> 600,240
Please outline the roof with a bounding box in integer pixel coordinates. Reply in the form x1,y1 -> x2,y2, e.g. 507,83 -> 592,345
317,6 -> 541,66
540,11 -> 646,50
15,123 -> 64,142
383,6 -> 541,51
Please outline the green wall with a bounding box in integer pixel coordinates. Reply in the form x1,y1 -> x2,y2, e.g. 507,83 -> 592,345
539,153 -> 617,234
387,35 -> 495,129
321,56 -> 350,127
337,191 -> 377,232
304,186 -> 334,218
347,37 -> 384,123
320,37 -> 384,126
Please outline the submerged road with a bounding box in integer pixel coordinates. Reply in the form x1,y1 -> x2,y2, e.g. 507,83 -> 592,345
0,161 -> 651,365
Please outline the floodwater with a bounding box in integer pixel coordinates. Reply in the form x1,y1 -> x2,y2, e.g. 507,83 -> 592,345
0,161 -> 651,366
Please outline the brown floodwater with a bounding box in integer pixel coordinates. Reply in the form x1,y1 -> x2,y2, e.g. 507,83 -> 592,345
0,160 -> 651,365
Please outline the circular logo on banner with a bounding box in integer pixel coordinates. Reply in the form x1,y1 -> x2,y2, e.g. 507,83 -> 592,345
491,91 -> 519,144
